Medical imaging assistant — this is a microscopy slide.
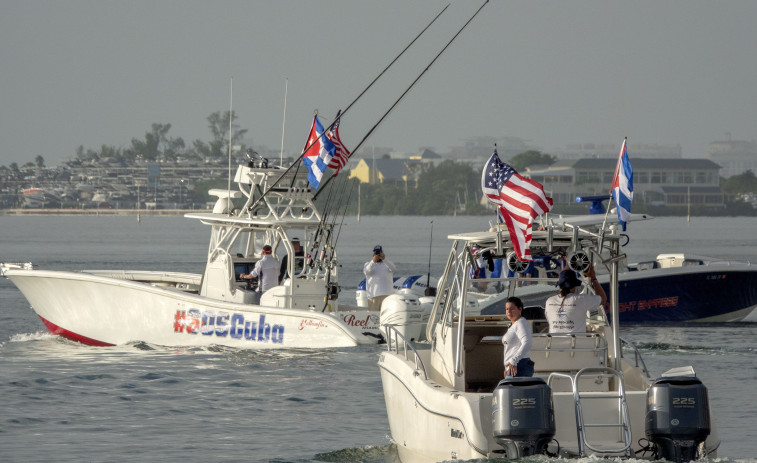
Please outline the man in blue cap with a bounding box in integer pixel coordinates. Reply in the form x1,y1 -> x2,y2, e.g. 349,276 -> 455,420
363,245 -> 396,311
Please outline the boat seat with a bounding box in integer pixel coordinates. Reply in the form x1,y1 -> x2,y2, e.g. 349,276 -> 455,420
531,333 -> 609,392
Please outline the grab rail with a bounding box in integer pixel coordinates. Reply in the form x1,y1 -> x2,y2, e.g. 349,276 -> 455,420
619,337 -> 651,379
531,333 -> 608,356
384,324 -> 428,380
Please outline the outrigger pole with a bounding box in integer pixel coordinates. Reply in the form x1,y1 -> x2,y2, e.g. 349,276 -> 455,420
246,3 -> 451,212
314,0 -> 490,198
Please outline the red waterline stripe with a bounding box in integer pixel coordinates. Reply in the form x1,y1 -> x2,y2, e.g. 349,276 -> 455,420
39,316 -> 114,346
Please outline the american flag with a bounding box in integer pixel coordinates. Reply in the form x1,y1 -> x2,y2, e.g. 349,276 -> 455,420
326,116 -> 350,176
481,148 -> 553,260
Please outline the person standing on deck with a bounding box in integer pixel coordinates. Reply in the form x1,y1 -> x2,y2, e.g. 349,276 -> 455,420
363,245 -> 396,311
502,296 -> 534,378
545,263 -> 607,333
240,245 -> 280,292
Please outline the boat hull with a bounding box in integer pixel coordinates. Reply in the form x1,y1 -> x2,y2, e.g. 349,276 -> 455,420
5,269 -> 370,348
379,349 -> 491,463
482,264 -> 757,323
602,265 -> 757,323
379,348 -> 719,462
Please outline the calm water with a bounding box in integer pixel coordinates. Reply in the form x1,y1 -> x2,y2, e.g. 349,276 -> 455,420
1,215 -> 755,462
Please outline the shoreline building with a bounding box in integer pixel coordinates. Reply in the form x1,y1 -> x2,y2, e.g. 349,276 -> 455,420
525,158 -> 724,210
706,133 -> 757,178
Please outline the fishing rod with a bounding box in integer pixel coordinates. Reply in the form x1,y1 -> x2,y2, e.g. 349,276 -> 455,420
247,3 -> 451,212
314,0 -> 490,199
426,220 -> 436,296
313,0 -> 490,267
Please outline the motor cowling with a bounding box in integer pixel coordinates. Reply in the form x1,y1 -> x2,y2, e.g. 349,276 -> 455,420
379,293 -> 424,342
492,377 -> 555,459
645,375 -> 711,463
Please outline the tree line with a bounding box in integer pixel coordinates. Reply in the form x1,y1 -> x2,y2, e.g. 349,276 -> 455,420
73,111 -> 248,164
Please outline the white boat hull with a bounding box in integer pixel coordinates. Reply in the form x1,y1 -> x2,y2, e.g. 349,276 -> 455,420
379,335 -> 720,462
379,225 -> 720,463
6,269 -> 373,348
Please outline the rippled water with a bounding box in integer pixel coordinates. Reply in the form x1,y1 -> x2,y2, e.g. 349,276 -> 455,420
1,215 -> 755,462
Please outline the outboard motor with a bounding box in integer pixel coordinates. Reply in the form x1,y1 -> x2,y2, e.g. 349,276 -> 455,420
492,377 -> 555,459
645,375 -> 711,463
379,293 -> 424,341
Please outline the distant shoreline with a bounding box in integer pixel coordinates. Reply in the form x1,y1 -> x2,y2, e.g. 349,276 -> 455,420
0,208 -> 199,216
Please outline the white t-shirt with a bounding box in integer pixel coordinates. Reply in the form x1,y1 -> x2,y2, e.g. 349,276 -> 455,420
252,254 -> 281,291
502,316 -> 531,366
545,293 -> 602,333
363,259 -> 396,298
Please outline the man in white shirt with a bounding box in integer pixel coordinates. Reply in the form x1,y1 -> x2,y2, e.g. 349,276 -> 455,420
363,245 -> 396,311
240,245 -> 280,292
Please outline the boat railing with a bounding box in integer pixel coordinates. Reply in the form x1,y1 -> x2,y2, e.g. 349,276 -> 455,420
619,337 -> 651,379
384,324 -> 428,380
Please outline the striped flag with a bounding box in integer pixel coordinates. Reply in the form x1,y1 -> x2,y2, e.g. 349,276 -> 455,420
481,148 -> 553,260
302,115 -> 336,189
326,116 -> 350,176
610,138 -> 633,231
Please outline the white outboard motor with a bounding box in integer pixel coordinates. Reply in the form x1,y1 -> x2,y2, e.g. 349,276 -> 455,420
645,375 -> 711,463
492,377 -> 555,458
418,296 -> 435,322
379,293 -> 424,342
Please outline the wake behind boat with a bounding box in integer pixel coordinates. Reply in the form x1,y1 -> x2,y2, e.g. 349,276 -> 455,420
1,161 -> 428,348
379,219 -> 719,462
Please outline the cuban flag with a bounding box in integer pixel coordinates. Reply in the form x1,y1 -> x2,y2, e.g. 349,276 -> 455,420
302,115 -> 336,189
481,148 -> 553,261
610,138 -> 633,231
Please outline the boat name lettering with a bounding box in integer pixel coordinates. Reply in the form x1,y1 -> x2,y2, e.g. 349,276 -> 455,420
618,296 -> 679,313
450,429 -> 463,439
173,310 -> 284,343
299,319 -> 328,330
342,314 -> 376,327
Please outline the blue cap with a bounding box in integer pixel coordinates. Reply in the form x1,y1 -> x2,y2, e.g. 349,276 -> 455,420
556,270 -> 581,289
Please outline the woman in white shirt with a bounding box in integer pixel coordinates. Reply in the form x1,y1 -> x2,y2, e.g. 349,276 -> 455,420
502,296 -> 534,378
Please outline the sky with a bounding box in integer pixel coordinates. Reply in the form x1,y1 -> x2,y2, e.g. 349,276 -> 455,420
2,0 -> 756,167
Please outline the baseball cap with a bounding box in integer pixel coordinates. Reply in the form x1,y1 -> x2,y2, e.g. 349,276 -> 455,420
556,269 -> 581,290
262,245 -> 272,254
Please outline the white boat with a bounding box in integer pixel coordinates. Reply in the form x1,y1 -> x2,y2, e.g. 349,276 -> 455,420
2,162 -> 427,348
378,220 -> 720,462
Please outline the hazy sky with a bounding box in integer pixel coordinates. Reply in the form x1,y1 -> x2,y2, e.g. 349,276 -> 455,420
2,0 -> 756,167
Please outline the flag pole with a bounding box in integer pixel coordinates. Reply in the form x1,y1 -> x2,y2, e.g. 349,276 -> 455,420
599,137 -> 627,252
315,0 -> 490,198
246,3 -> 452,212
